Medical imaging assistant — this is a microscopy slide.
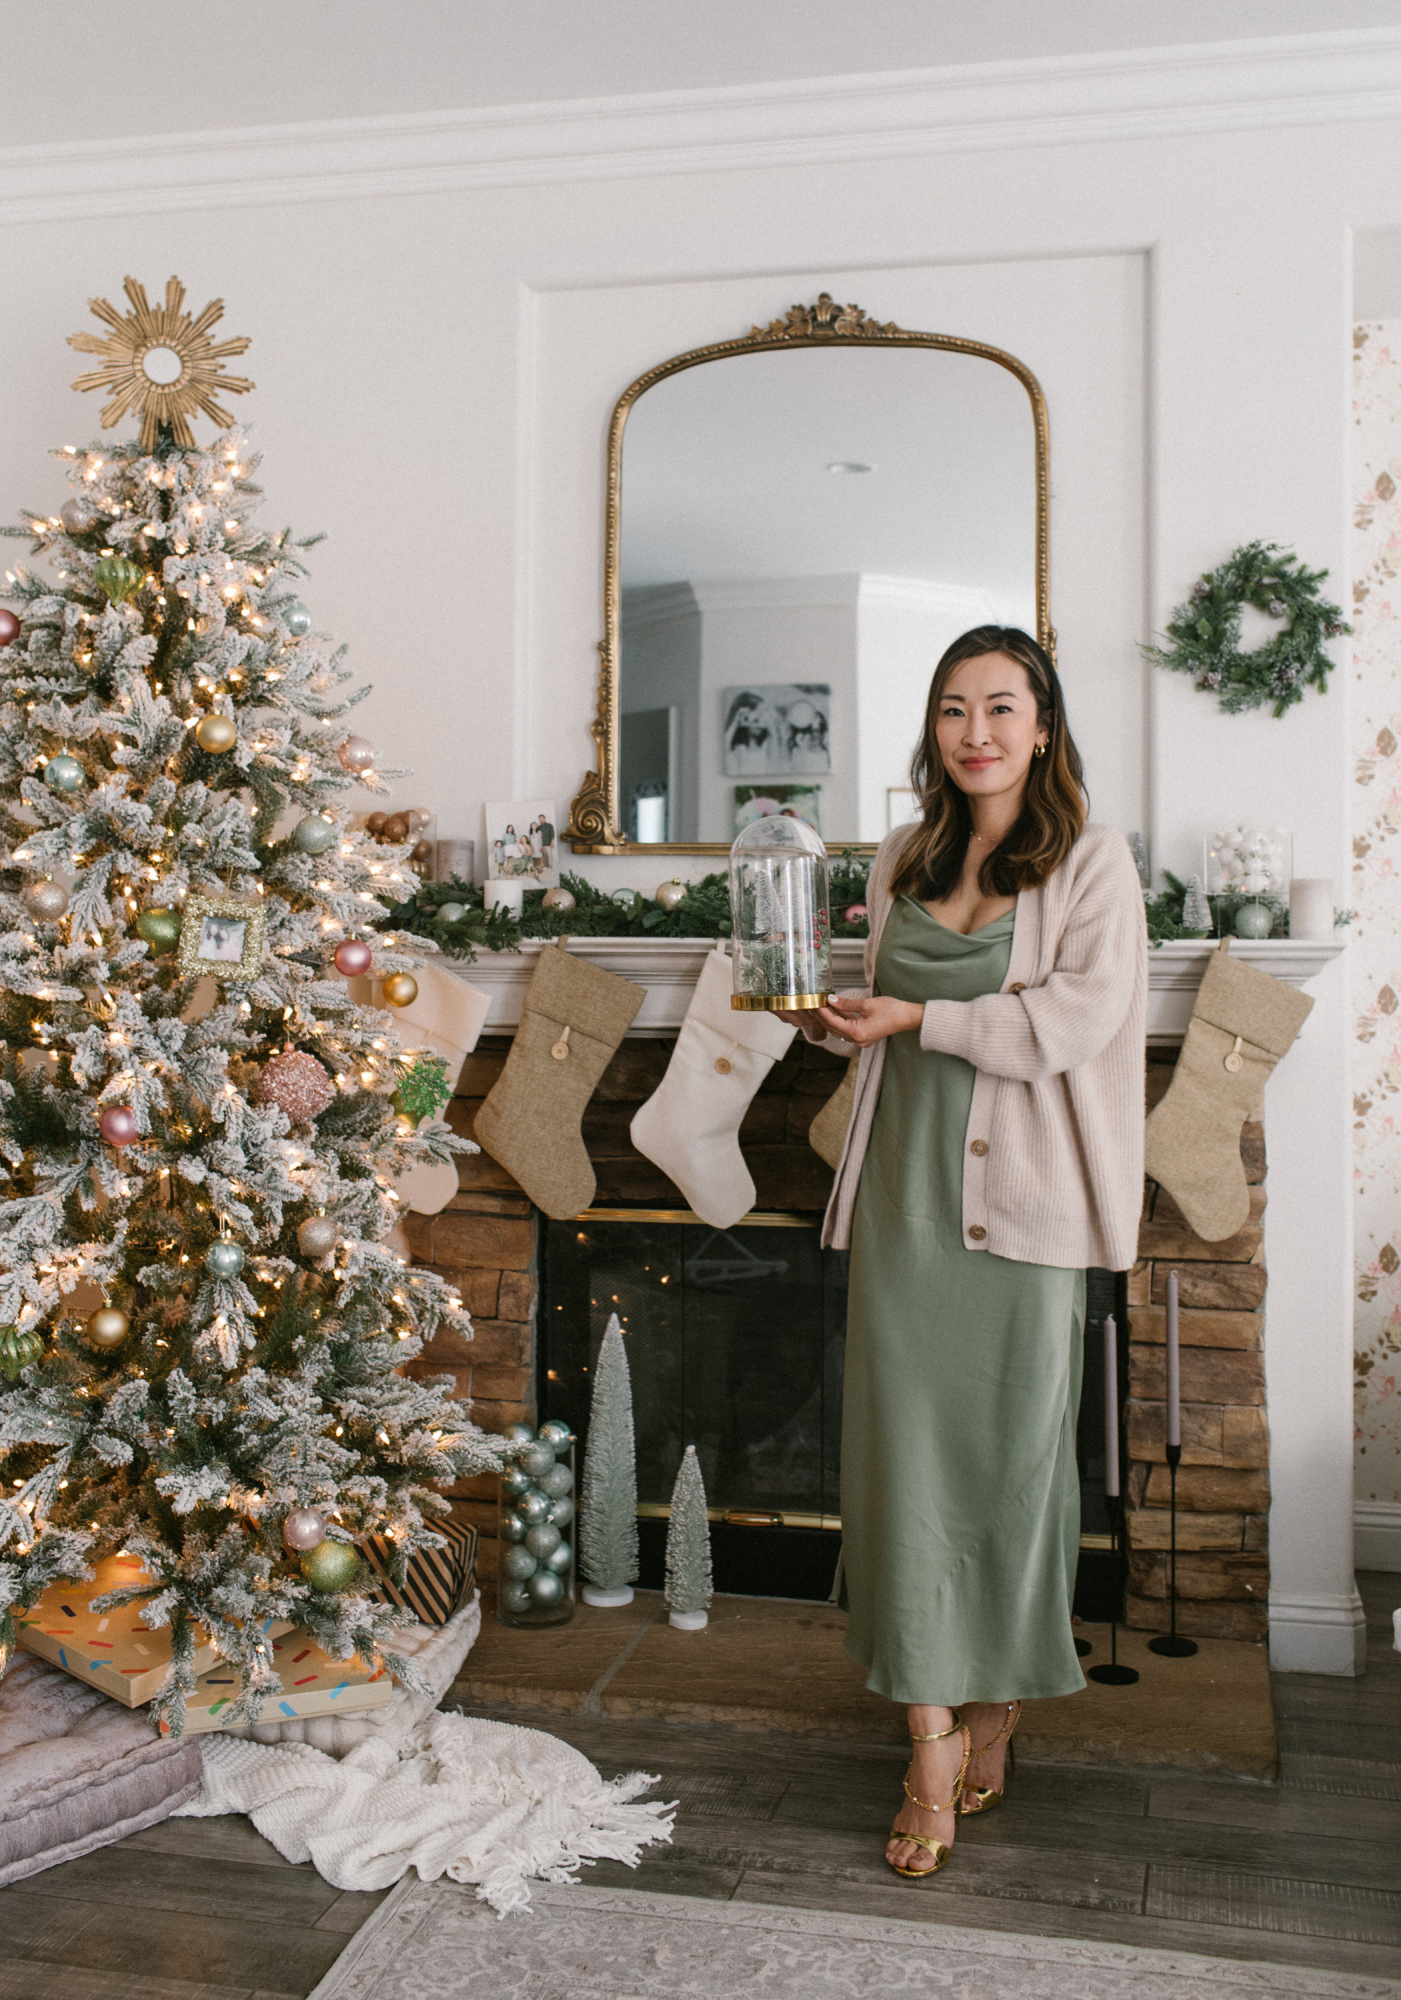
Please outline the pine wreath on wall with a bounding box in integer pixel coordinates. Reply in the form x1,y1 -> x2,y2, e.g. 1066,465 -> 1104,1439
1142,541 -> 1349,717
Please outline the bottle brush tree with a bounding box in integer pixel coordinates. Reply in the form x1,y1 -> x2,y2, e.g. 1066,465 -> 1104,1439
663,1444 -> 712,1629
578,1313 -> 638,1604
0,279 -> 503,1728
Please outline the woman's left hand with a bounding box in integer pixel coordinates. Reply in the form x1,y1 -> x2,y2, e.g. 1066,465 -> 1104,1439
809,995 -> 923,1047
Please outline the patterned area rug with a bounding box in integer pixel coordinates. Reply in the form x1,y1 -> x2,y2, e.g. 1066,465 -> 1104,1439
309,1876 -> 1401,2000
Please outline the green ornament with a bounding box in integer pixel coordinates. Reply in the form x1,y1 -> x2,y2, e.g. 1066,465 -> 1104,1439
293,815 -> 337,855
0,1325 -> 42,1382
299,1539 -> 360,1593
43,754 -> 84,794
1233,902 -> 1273,939
205,1239 -> 245,1278
136,907 -> 181,954
93,556 -> 143,604
392,1052 -> 452,1125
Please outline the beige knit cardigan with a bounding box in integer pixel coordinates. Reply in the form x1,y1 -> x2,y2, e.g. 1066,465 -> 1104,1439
814,821 -> 1148,1270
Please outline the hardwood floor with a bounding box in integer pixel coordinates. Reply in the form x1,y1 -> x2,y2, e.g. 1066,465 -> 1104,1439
1,1571 -> 1397,1996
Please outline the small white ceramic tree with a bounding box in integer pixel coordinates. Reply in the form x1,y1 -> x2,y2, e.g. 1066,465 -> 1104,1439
664,1445 -> 713,1631
578,1314 -> 639,1606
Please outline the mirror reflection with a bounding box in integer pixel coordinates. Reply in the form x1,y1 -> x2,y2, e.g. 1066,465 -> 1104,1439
616,340 -> 1042,848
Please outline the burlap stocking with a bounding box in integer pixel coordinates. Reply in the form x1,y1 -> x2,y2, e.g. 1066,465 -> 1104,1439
808,1054 -> 859,1171
474,941 -> 642,1219
1144,938 -> 1313,1241
630,946 -> 794,1227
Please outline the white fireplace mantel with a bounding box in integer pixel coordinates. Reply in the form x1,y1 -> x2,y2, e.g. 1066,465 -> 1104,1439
445,934 -> 1347,1038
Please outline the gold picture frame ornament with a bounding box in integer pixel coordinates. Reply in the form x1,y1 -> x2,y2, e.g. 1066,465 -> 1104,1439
177,892 -> 267,984
567,293 -> 1052,856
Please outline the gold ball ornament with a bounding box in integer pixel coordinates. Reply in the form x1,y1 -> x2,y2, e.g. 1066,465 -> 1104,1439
25,880 -> 69,919
86,1306 -> 131,1350
654,879 -> 686,912
194,713 -> 237,753
300,1539 -> 360,1593
136,906 -> 181,954
382,972 -> 418,1008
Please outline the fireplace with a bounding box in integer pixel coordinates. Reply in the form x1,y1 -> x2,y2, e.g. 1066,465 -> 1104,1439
408,997 -> 1276,1640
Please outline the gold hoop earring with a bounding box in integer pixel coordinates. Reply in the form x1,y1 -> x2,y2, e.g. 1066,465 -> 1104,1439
1034,742 -> 1048,758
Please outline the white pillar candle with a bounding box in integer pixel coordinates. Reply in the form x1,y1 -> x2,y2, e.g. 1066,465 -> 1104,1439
1104,1313 -> 1120,1499
1289,877 -> 1333,941
1166,1268 -> 1181,1449
485,878 -> 524,916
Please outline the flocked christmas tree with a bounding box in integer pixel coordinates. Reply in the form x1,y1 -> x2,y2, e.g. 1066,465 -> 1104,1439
663,1445 -> 712,1630
0,277 -> 503,1727
578,1313 -> 638,1606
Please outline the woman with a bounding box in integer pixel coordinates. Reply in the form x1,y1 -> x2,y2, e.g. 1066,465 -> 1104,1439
785,627 -> 1146,1881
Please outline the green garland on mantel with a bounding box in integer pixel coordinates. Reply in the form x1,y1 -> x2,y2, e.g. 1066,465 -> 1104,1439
1142,540 -> 1349,718
374,855 -> 874,962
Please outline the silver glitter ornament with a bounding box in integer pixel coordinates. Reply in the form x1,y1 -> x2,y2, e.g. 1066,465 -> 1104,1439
501,1422 -> 535,1445
297,1215 -> 338,1257
293,815 -> 337,855
548,1496 -> 575,1528
502,1544 -> 538,1582
526,1569 -> 565,1608
519,1442 -> 555,1480
499,1579 -> 533,1616
524,1522 -> 561,1559
25,880 -> 68,919
544,1540 -> 573,1574
539,1464 -> 573,1499
59,497 -> 100,535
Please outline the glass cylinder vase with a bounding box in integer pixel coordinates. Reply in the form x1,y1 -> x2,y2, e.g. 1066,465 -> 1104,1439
496,1422 -> 576,1627
728,814 -> 831,1011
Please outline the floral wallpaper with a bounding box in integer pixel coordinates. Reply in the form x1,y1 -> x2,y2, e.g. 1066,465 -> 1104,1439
1351,321 -> 1401,1505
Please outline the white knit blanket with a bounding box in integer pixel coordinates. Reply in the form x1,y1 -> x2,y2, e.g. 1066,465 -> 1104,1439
174,1710 -> 674,1916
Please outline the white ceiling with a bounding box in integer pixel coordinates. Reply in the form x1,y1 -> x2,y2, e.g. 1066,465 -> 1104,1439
6,2 -> 1400,149
618,344 -> 1036,599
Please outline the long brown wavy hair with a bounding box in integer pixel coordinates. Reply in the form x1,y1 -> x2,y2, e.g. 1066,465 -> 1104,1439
892,626 -> 1087,903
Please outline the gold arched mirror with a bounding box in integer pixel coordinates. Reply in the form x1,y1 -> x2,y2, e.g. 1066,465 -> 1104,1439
567,294 -> 1049,854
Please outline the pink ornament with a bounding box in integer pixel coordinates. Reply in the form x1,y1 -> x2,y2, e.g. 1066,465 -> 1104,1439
843,903 -> 868,923
254,1050 -> 335,1124
282,1506 -> 328,1552
337,736 -> 375,774
99,1105 -> 138,1146
0,609 -> 19,648
333,938 -> 373,978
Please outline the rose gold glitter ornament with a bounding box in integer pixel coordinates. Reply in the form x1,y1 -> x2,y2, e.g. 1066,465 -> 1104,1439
254,1050 -> 334,1123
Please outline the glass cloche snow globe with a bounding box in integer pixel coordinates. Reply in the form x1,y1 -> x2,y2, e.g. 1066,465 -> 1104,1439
728,814 -> 831,1010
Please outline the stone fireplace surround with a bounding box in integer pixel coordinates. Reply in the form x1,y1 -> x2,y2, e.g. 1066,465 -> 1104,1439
402,937 -> 1340,1648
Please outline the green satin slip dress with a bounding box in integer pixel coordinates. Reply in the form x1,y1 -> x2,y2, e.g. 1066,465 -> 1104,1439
841,894 -> 1087,1706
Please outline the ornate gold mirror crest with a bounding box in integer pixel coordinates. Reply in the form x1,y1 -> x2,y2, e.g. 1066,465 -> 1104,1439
567,294 -> 1051,854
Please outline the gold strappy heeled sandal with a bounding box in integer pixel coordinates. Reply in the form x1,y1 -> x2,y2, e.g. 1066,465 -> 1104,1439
886,1713 -> 971,1880
957,1700 -> 1021,1816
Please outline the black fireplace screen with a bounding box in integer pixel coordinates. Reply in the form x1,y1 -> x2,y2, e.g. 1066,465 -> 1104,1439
538,1209 -> 1124,1611
539,1211 -> 846,1525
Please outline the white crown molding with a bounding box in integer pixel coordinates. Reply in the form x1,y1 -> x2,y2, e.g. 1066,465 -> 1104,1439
620,582 -> 700,632
690,575 -> 860,613
2,29 -> 1401,225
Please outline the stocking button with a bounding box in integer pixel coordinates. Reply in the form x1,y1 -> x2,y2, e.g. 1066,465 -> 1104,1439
969,1139 -> 988,1156
714,1056 -> 732,1074
1224,1052 -> 1242,1072
967,1224 -> 987,1241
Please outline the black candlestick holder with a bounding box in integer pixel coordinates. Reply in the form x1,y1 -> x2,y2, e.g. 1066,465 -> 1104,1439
1148,1442 -> 1199,1658
1087,1495 -> 1139,1685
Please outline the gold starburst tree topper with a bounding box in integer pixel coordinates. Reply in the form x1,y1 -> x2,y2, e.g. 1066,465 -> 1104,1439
68,275 -> 254,450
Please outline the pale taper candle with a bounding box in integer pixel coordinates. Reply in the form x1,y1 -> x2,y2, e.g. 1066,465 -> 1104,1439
1166,1268 -> 1181,1449
1104,1313 -> 1120,1498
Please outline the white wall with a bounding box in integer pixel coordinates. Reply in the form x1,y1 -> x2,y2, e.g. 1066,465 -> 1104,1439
0,34 -> 1393,1667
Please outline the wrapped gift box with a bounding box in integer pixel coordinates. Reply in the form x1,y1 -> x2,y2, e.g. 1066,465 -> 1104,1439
15,1553 -> 289,1708
360,1518 -> 477,1626
166,1628 -> 393,1736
